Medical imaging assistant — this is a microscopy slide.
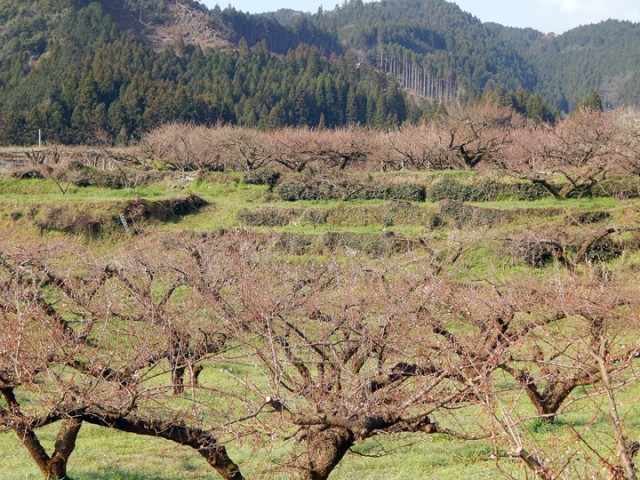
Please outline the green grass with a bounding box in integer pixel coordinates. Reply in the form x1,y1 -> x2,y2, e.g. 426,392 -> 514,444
1,168 -> 640,479
0,426 -> 502,479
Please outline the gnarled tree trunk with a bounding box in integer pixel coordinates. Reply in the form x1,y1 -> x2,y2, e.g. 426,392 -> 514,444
304,427 -> 354,480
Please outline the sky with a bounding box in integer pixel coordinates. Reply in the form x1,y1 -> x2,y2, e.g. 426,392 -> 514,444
201,0 -> 640,34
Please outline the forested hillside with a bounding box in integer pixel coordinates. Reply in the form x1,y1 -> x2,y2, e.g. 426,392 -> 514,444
303,0 -> 640,111
0,1 -> 408,145
1,0 -> 640,145
310,0 -> 537,103
488,20 -> 640,111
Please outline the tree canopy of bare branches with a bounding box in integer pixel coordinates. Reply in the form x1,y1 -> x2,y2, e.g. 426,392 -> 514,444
3,229 -> 639,479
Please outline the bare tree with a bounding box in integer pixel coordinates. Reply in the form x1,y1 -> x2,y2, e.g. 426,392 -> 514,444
447,272 -> 640,479
385,123 -> 455,171
139,123 -> 227,172
505,109 -> 627,199
25,146 -> 73,195
185,235 -> 488,479
269,126 -> 375,172
2,228 -> 639,479
0,239 -> 243,479
442,102 -> 521,170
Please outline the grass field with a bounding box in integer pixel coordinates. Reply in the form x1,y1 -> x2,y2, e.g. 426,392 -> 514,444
1,165 -> 639,479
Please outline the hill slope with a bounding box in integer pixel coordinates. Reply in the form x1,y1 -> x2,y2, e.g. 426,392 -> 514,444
2,0 -> 640,145
303,0 -> 640,111
0,0 -> 408,145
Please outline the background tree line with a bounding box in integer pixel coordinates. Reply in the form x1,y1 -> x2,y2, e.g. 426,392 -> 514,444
3,0 -> 640,145
0,2 -> 411,145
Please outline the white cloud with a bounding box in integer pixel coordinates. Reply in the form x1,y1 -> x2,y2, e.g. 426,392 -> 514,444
540,0 -> 581,13
538,0 -> 640,25
208,0 -> 640,32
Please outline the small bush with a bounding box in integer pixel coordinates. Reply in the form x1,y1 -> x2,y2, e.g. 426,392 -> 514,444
564,184 -> 595,199
121,194 -> 208,224
274,233 -> 315,255
301,209 -> 330,225
278,175 -> 426,202
35,206 -> 102,236
511,182 -> 550,201
427,178 -> 548,202
571,211 -> 611,225
242,169 -> 281,190
427,214 -> 446,230
596,177 -> 640,199
386,183 -> 426,202
238,208 -> 296,227
62,168 -> 125,189
8,168 -> 44,179
278,179 -> 322,201
584,238 -> 623,262
427,178 -> 469,202
439,200 -> 511,227
505,236 -> 555,267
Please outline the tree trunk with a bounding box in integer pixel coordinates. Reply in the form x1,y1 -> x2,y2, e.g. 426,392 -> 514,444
172,365 -> 186,395
81,410 -> 244,480
2,386 -> 82,480
13,418 -> 82,480
48,418 -> 83,479
304,427 -> 354,480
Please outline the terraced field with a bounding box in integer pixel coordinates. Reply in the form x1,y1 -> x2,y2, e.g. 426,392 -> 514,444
1,162 -> 639,479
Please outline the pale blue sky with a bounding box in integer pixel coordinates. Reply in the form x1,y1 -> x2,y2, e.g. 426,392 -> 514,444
201,0 -> 640,34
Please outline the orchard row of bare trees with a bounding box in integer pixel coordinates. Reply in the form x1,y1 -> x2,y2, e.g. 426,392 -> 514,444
136,103 -> 640,191
2,231 -> 639,479
19,102 -> 640,202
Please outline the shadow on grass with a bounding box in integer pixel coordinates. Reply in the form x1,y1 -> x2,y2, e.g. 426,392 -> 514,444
81,469 -> 177,480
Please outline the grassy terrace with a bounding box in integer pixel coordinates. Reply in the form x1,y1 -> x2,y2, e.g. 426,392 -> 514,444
1,164 -> 639,479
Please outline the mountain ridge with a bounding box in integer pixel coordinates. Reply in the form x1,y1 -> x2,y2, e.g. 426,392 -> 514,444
1,0 -> 640,145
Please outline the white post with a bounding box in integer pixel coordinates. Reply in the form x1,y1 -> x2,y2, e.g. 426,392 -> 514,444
38,129 -> 41,148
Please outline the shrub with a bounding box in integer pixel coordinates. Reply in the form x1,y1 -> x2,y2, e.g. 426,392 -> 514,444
301,209 -> 330,225
121,194 -> 208,224
34,206 -> 102,236
238,208 -> 295,227
242,169 -> 281,190
572,211 -> 611,225
60,165 -> 128,189
506,237 -> 556,268
278,176 -> 426,202
596,177 -> 640,199
8,168 -> 44,179
427,178 -> 470,202
510,182 -> 550,201
584,237 -> 623,262
278,179 -> 322,201
321,231 -> 421,257
564,184 -> 595,199
427,177 -> 548,202
438,200 -> 512,227
427,214 -> 446,230
386,183 -> 426,202
274,233 -> 315,255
